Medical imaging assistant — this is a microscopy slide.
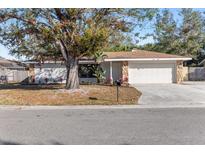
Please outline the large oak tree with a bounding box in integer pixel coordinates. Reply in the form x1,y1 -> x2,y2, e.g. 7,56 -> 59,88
0,8 -> 156,89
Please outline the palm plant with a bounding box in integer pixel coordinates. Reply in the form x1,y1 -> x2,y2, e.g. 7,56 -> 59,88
92,65 -> 106,83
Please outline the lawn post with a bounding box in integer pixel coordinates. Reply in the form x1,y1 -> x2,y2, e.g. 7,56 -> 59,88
115,80 -> 121,102
116,84 -> 119,102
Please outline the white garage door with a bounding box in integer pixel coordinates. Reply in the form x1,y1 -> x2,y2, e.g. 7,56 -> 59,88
128,62 -> 175,84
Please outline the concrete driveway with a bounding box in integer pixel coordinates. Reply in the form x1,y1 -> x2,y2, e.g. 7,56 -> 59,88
132,82 -> 205,106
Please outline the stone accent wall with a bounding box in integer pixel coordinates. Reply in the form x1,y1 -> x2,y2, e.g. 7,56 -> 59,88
176,60 -> 184,83
122,61 -> 128,83
182,66 -> 188,81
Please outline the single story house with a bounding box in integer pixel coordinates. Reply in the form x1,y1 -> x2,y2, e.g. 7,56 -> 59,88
0,56 -> 28,82
25,49 -> 191,84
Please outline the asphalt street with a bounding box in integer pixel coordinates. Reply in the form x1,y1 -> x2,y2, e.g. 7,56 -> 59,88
0,107 -> 205,144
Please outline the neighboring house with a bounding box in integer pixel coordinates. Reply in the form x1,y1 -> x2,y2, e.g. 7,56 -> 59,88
0,56 -> 28,82
25,49 -> 191,84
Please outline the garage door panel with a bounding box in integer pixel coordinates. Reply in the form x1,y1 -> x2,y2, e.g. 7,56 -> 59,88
128,62 -> 175,84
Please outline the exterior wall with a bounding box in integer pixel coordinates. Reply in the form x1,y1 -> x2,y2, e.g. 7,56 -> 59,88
0,68 -> 6,76
31,63 -> 97,84
7,70 -> 14,81
28,60 -> 190,84
0,67 -> 28,82
102,60 -> 181,84
11,70 -> 28,82
176,60 -> 184,83
34,63 -> 67,84
100,61 -> 123,84
182,66 -> 189,81
112,62 -> 122,82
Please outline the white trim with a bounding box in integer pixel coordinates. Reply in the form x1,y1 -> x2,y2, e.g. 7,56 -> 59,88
104,58 -> 192,62
23,61 -> 63,64
24,60 -> 97,64
0,65 -> 26,69
110,61 -> 113,83
79,60 -> 97,64
24,57 -> 192,64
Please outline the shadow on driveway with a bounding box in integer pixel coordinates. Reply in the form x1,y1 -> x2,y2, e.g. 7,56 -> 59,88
0,139 -> 20,145
0,139 -> 65,145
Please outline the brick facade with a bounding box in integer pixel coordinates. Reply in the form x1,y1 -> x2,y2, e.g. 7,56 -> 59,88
176,60 -> 184,83
122,61 -> 128,83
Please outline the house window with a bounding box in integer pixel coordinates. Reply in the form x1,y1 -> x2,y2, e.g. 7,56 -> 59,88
79,64 -> 97,78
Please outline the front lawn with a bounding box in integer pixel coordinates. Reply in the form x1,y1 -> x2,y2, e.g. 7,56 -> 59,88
0,84 -> 141,105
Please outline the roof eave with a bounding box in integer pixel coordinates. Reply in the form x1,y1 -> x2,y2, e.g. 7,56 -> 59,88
104,58 -> 192,62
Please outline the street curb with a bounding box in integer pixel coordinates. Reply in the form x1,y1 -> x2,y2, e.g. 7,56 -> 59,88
2,104 -> 205,110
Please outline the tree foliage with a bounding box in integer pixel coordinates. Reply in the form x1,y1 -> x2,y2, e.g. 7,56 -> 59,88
179,9 -> 205,56
140,9 -> 205,58
153,9 -> 178,54
91,65 -> 106,83
0,8 -> 156,89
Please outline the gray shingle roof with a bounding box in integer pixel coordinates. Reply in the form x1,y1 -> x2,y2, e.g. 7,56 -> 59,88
0,56 -> 26,69
104,49 -> 191,59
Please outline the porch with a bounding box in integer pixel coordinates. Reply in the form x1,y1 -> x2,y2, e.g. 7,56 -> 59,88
101,61 -> 128,84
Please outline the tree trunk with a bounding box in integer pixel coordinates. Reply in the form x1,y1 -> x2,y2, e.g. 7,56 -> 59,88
97,78 -> 100,84
65,57 -> 80,89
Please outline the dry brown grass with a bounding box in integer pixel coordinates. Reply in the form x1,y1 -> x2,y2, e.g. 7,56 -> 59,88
0,84 -> 141,105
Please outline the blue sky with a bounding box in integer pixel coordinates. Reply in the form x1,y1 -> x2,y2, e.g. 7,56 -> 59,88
0,8 -> 204,60
0,44 -> 15,59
